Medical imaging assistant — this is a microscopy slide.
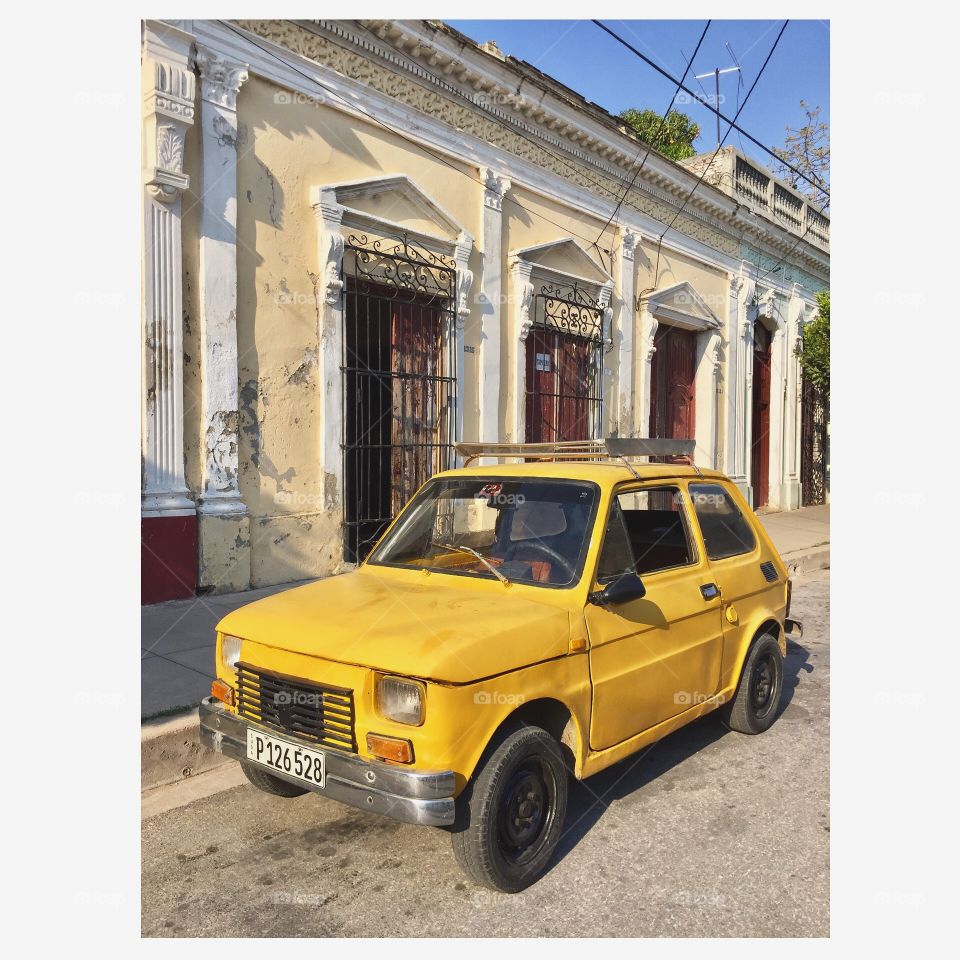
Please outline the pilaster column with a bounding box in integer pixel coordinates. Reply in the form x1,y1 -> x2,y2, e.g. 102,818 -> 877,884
763,289 -> 786,510
309,186 -> 346,513
506,257 -> 534,443
781,288 -> 806,510
453,231 -> 475,456
479,169 -> 510,443
193,45 -> 250,591
741,292 -> 757,505
141,22 -> 197,602
725,272 -> 751,496
637,304 -> 659,438
598,281 -> 615,438
614,229 -> 638,437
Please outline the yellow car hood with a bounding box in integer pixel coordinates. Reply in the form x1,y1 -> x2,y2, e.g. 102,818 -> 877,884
216,567 -> 573,684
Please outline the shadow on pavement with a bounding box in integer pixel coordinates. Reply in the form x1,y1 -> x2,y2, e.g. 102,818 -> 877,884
547,637 -> 815,873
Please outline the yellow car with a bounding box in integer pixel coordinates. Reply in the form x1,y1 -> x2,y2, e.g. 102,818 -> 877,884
199,439 -> 800,892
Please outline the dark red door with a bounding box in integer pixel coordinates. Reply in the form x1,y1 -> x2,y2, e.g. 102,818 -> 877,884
525,329 -> 596,442
649,325 -> 696,441
751,323 -> 771,508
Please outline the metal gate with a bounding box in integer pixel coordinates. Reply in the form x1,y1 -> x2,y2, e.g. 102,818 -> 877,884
341,233 -> 457,563
525,281 -> 603,443
801,376 -> 828,506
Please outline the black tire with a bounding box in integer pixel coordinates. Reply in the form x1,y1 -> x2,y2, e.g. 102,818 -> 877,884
451,725 -> 568,893
719,632 -> 784,734
240,760 -> 310,797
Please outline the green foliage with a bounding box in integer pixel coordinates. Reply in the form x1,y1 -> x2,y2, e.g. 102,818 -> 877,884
797,290 -> 830,399
618,108 -> 700,161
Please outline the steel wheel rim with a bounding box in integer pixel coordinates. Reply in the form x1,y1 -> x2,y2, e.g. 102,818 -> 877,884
750,652 -> 777,720
496,755 -> 558,867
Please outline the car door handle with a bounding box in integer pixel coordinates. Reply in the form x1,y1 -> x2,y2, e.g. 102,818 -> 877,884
700,583 -> 721,600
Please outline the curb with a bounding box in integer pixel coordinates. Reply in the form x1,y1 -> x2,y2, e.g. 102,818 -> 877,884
782,543 -> 830,580
141,707 -> 227,791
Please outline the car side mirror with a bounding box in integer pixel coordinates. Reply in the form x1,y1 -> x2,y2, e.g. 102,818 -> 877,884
588,572 -> 646,607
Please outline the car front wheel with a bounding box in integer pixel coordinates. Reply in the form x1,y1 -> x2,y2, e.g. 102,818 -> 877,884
451,725 -> 568,893
719,632 -> 784,734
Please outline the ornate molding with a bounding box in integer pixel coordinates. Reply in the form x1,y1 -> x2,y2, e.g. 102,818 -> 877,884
621,228 -> 639,262
147,124 -> 189,202
194,45 -> 249,111
643,314 -> 659,365
481,168 -> 511,211
146,59 -> 196,122
454,231 -> 474,329
598,281 -> 615,352
311,187 -> 346,305
509,257 -> 535,342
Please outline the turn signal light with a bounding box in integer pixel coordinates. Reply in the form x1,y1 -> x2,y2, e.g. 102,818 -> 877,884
211,679 -> 235,706
366,733 -> 414,764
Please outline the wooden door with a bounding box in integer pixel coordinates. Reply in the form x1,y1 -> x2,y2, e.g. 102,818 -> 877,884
525,329 -> 598,442
649,325 -> 696,440
751,323 -> 771,508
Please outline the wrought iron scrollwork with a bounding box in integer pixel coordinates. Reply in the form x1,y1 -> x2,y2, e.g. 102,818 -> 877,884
535,281 -> 603,342
344,232 -> 456,305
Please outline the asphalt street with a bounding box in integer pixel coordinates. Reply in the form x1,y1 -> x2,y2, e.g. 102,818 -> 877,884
142,570 -> 829,937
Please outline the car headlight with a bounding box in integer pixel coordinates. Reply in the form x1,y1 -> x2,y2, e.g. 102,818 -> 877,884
221,634 -> 243,671
375,675 -> 425,726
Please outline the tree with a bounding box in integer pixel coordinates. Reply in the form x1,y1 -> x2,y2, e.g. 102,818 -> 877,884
797,290 -> 830,399
618,108 -> 700,161
773,100 -> 830,210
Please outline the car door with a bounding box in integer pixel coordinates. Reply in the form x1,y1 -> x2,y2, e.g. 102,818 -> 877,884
686,480 -> 786,692
584,484 -> 725,751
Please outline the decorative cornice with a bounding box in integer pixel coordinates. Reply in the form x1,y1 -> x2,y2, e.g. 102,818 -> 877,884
194,45 -> 249,110
231,20 -> 828,273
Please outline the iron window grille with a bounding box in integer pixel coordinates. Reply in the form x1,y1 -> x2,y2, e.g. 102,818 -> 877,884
341,233 -> 458,564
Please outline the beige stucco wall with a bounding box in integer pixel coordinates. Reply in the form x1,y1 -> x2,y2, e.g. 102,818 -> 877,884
231,75 -> 486,586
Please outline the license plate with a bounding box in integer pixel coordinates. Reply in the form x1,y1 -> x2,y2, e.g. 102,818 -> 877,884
246,729 -> 325,788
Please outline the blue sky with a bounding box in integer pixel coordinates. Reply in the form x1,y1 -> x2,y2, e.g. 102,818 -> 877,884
447,20 -> 829,174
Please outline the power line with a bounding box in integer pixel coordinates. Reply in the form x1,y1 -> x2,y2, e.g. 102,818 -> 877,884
591,19 -> 830,204
652,21 -> 789,285
592,20 -> 711,248
220,21 -> 630,285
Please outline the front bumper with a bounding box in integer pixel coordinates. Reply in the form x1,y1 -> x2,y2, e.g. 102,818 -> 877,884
198,697 -> 456,827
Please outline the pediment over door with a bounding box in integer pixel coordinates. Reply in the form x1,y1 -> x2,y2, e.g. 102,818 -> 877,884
510,238 -> 613,287
647,281 -> 721,331
315,174 -> 471,246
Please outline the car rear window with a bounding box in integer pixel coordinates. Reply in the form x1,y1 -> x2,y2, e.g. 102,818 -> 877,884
689,484 -> 757,560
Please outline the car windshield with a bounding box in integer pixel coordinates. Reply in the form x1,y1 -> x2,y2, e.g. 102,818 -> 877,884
367,478 -> 598,587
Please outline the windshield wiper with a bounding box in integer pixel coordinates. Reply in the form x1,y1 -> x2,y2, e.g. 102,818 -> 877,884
430,541 -> 509,585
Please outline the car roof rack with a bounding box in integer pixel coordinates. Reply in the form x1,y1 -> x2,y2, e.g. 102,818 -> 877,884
454,438 -> 701,478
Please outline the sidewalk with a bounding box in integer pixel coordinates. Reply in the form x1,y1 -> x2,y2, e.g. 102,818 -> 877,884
142,504 -> 829,722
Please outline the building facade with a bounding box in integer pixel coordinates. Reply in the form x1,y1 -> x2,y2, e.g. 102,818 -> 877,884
141,19 -> 830,603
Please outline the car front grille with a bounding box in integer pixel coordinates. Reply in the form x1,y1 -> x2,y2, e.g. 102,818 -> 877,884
236,662 -> 357,753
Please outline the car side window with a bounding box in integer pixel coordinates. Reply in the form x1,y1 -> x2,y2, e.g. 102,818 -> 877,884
689,484 -> 757,560
596,487 -> 696,582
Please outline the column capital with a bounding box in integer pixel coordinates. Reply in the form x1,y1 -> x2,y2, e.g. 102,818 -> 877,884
620,227 -> 639,262
481,168 -> 511,211
194,44 -> 249,111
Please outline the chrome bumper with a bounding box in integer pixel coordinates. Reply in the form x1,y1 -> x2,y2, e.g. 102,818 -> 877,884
198,697 -> 456,827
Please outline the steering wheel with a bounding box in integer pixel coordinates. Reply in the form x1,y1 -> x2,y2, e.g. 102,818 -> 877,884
510,540 -> 577,583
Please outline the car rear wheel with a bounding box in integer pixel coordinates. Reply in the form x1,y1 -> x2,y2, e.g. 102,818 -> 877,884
240,760 -> 310,797
451,725 -> 568,893
719,632 -> 784,734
